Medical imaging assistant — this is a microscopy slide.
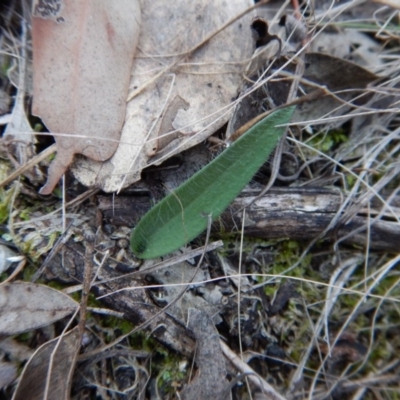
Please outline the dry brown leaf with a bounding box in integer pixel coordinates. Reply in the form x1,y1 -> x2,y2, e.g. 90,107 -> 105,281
73,0 -> 255,192
0,282 -> 78,335
263,53 -> 379,127
32,0 -> 141,194
12,326 -> 80,400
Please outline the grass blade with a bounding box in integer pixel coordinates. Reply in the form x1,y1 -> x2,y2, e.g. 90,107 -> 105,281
131,106 -> 295,259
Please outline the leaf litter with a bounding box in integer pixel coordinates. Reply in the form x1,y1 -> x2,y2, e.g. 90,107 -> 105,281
31,0 -> 141,194
73,0 -> 256,192
0,0 -> 400,399
0,281 -> 78,335
12,326 -> 80,400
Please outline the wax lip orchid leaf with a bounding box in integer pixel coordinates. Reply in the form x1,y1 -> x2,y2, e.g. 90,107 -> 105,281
131,106 -> 295,259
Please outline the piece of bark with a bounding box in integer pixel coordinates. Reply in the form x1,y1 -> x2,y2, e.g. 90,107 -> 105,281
220,187 -> 400,251
180,309 -> 230,400
97,187 -> 400,252
93,264 -> 196,357
97,193 -> 150,227
43,239 -> 195,356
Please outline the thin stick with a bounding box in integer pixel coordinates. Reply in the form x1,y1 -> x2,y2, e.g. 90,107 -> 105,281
78,213 -> 214,362
237,208 -> 253,399
0,144 -> 56,189
220,340 -> 287,400
31,220 -> 74,282
127,0 -> 273,102
0,258 -> 26,284
78,230 -> 95,337
228,89 -> 326,143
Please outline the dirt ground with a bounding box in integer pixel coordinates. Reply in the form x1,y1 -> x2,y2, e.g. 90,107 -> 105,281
0,1 -> 399,399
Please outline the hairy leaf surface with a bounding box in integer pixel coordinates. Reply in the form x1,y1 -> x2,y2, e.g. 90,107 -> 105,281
131,106 -> 295,259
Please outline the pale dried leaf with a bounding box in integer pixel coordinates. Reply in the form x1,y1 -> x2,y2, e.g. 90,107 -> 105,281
144,261 -> 221,323
0,282 -> 78,335
12,327 -> 80,400
4,20 -> 37,168
32,0 -> 141,194
3,95 -> 34,156
73,0 -> 255,192
310,30 -> 383,69
292,53 -> 379,124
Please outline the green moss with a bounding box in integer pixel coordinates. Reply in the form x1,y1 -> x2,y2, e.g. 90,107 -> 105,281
0,187 -> 15,224
16,331 -> 34,343
101,315 -> 136,337
53,187 -> 63,198
19,209 -> 31,221
22,263 -> 38,281
46,281 -> 68,291
156,355 -> 188,395
18,231 -> 58,261
33,123 -> 44,132
345,174 -> 357,188
307,128 -> 348,153
270,240 -> 312,276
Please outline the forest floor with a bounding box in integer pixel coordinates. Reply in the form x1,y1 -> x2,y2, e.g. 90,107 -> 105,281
0,1 -> 399,399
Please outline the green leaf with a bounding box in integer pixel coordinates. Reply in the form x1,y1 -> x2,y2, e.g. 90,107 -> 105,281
131,106 -> 295,259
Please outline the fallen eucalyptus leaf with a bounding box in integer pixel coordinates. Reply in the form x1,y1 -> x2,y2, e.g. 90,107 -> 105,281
271,53 -> 379,124
131,106 -> 295,259
32,0 -> 141,194
73,0 -> 255,192
0,282 -> 78,335
12,327 -> 80,400
228,51 -> 379,138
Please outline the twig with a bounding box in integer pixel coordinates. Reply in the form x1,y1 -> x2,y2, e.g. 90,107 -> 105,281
31,219 -> 73,282
220,340 -> 287,400
63,240 -> 223,295
127,0 -> 273,102
1,257 -> 26,284
78,213 -> 215,362
0,144 -> 56,189
78,230 -> 96,337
